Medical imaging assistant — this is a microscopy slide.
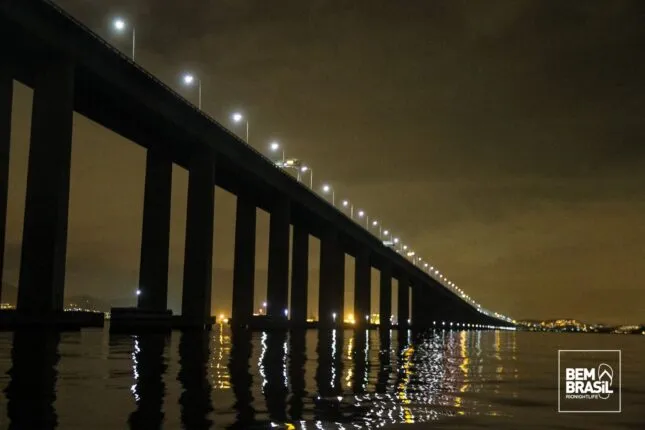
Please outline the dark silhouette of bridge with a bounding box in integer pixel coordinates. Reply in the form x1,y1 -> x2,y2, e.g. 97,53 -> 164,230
0,0 -> 513,330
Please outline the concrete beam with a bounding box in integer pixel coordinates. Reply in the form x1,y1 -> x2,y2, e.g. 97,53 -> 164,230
231,194 -> 256,326
354,247 -> 371,327
379,263 -> 392,329
0,67 -> 12,303
290,224 -> 308,325
18,56 -> 74,313
137,149 -> 172,311
266,196 -> 290,318
397,274 -> 410,328
181,149 -> 215,327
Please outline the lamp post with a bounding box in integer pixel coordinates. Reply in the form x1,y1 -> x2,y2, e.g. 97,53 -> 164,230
231,112 -> 249,142
357,210 -> 369,228
371,219 -> 382,238
182,73 -> 202,109
269,141 -> 285,164
322,184 -> 335,205
341,200 -> 354,218
301,165 -> 313,188
113,18 -> 135,60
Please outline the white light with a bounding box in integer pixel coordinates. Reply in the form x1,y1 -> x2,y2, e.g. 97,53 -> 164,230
232,112 -> 243,122
393,237 -> 399,243
424,263 -> 428,267
284,309 -> 288,316
332,312 -> 337,321
403,245 -> 408,250
301,165 -> 308,172
342,200 -> 349,207
383,230 -> 389,235
114,19 -> 126,31
263,301 -> 267,307
136,289 -> 141,296
183,74 -> 196,85
372,220 -> 378,226
270,141 -> 280,151
322,184 -> 331,193
407,319 -> 411,324
358,210 -> 365,217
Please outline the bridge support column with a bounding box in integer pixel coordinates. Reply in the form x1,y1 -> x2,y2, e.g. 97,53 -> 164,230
17,56 -> 74,314
379,264 -> 392,329
411,284 -> 429,328
266,196 -> 290,319
232,194 -> 256,326
181,149 -> 215,327
0,67 -> 12,304
354,247 -> 371,328
137,149 -> 172,311
290,224 -> 308,326
397,274 -> 410,328
319,228 -> 343,328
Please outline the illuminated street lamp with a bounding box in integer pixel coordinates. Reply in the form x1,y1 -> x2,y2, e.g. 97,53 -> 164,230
269,141 -> 285,163
300,165 -> 313,188
371,219 -> 382,238
332,312 -> 337,323
341,199 -> 354,218
357,210 -> 369,228
322,184 -> 335,205
112,18 -> 135,59
182,73 -> 202,109
231,112 -> 249,142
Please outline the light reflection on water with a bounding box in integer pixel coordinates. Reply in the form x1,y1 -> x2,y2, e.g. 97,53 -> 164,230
0,327 -> 643,429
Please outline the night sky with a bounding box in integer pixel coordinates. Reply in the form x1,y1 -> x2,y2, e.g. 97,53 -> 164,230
3,0 -> 645,324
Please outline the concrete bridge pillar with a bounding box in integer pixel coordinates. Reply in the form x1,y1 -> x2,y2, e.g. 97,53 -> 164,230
231,194 -> 256,326
354,247 -> 371,327
397,274 -> 410,328
0,67 -> 12,304
290,224 -> 309,325
266,196 -> 290,319
17,56 -> 74,314
181,149 -> 215,327
137,149 -> 172,311
411,283 -> 429,328
319,227 -> 344,327
379,263 -> 392,329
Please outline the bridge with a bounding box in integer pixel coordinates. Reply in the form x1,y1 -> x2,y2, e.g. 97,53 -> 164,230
0,0 -> 513,330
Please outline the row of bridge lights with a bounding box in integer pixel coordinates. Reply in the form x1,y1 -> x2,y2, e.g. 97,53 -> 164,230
433,321 -> 516,331
109,17 -> 515,324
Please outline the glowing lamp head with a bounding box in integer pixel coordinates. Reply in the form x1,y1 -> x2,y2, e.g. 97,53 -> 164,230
183,74 -> 195,85
136,289 -> 141,296
342,200 -> 349,207
114,19 -> 126,31
393,237 -> 399,243
232,112 -> 243,122
322,184 -> 331,193
270,141 -> 280,151
372,220 -> 378,226
358,210 -> 365,217
301,165 -> 308,172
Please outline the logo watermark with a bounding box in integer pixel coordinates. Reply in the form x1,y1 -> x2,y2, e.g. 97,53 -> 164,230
558,350 -> 621,413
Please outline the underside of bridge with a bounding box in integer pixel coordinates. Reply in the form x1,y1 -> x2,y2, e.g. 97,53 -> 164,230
0,0 -> 513,331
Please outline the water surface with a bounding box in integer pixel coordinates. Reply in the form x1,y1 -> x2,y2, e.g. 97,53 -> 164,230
0,327 -> 642,429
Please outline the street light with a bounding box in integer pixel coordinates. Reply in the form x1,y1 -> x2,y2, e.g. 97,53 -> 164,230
371,219 -> 382,238
300,165 -> 313,188
269,141 -> 285,163
112,18 -> 135,59
357,210 -> 369,228
341,199 -> 354,218
182,73 -> 202,109
332,312 -> 337,323
322,184 -> 335,205
231,112 -> 249,142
